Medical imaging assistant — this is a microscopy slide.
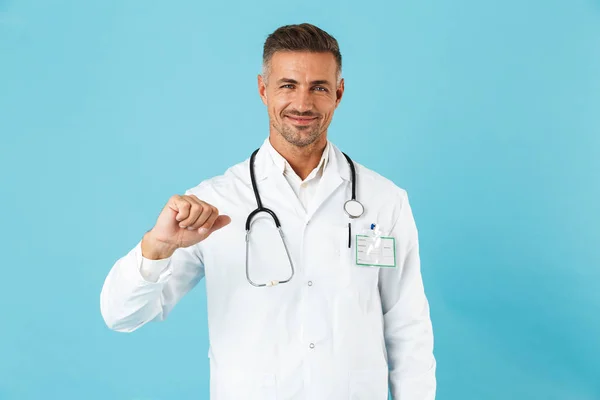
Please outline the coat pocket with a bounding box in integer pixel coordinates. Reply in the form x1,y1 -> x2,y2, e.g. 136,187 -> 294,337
212,368 -> 277,400
348,367 -> 389,400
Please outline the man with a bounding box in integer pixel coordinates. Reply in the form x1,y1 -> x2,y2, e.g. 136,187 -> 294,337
100,23 -> 436,399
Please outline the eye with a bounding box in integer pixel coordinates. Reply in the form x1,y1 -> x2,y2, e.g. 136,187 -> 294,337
281,84 -> 295,89
313,86 -> 328,92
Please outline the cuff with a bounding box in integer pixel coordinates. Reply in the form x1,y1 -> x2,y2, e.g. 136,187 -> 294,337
134,241 -> 173,283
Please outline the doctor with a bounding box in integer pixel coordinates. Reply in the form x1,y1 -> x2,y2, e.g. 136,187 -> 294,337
100,23 -> 436,399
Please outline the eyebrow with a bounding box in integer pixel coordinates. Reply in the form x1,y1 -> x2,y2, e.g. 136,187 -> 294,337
276,78 -> 332,86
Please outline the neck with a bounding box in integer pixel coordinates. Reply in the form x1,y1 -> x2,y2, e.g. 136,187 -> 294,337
269,132 -> 328,180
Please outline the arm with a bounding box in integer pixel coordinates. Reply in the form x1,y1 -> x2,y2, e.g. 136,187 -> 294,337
99,233 -> 205,333
379,190 -> 437,399
100,189 -> 230,333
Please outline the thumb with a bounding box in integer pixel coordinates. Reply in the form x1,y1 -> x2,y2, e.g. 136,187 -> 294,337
199,215 -> 231,239
210,215 -> 231,233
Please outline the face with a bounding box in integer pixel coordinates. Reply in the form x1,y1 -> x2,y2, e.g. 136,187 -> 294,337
258,51 -> 344,148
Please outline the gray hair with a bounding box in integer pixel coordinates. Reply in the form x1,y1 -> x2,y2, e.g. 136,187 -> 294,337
261,23 -> 342,86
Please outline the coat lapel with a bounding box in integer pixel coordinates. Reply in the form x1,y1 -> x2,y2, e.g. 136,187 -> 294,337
251,140 -> 306,219
306,144 -> 350,220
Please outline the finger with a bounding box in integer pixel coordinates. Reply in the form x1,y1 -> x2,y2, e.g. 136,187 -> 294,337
187,194 -> 202,203
183,195 -> 205,225
197,207 -> 220,235
188,203 -> 214,230
179,197 -> 203,228
169,196 -> 191,223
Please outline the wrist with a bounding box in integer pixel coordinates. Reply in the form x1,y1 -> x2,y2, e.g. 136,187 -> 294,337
141,231 -> 178,260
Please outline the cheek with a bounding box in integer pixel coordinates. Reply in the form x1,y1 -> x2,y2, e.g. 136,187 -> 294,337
269,104 -> 283,120
317,96 -> 336,111
267,95 -> 288,117
319,101 -> 337,122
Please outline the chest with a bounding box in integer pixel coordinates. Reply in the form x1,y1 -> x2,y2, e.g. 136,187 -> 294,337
198,180 -> 389,299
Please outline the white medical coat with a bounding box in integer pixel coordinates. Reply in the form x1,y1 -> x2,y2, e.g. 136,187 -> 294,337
100,139 -> 436,399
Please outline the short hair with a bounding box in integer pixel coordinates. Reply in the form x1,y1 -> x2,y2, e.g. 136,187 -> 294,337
262,23 -> 342,84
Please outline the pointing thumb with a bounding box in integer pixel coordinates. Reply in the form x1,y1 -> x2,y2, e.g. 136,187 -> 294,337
198,215 -> 231,238
210,215 -> 232,233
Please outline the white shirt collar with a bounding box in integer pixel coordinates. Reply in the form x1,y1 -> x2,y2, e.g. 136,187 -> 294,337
265,138 -> 331,182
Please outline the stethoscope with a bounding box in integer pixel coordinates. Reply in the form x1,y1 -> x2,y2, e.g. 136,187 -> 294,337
245,147 -> 364,287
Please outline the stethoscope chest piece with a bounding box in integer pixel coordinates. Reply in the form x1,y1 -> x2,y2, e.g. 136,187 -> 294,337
344,199 -> 364,219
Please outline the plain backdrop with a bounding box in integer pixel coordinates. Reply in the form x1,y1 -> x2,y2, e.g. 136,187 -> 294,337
1,0 -> 599,399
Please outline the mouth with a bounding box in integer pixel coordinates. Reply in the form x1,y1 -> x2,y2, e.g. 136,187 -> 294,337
285,115 -> 318,125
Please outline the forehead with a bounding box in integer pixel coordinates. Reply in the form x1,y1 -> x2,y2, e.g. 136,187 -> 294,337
269,51 -> 338,79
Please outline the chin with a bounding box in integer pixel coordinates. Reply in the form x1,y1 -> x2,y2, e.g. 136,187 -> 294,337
292,133 -> 323,148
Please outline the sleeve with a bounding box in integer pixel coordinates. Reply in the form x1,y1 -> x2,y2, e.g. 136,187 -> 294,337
99,238 -> 205,333
379,189 -> 437,399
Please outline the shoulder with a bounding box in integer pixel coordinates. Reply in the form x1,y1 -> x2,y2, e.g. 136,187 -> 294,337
333,143 -> 408,205
183,156 -> 251,199
358,163 -> 407,197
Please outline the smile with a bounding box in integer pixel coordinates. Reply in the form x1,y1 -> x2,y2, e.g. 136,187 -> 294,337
285,115 -> 318,125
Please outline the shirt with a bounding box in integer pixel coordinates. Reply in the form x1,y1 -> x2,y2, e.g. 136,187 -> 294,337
266,139 -> 330,213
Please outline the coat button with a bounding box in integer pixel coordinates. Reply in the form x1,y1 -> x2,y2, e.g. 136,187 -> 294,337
309,343 -> 315,349
308,281 -> 313,286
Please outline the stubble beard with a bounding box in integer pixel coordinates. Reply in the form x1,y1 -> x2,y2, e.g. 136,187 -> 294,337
276,121 -> 322,148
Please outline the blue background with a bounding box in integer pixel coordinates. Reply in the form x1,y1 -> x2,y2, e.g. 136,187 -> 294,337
1,0 -> 599,399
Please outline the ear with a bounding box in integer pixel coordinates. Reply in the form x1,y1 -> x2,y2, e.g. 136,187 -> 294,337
335,78 -> 345,108
258,74 -> 268,106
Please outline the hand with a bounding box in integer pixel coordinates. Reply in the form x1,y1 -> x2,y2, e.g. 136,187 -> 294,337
142,194 -> 231,259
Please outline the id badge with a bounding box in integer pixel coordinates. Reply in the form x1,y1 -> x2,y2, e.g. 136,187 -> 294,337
355,224 -> 396,268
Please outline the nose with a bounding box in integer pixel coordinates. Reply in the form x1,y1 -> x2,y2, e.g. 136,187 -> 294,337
293,88 -> 314,113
